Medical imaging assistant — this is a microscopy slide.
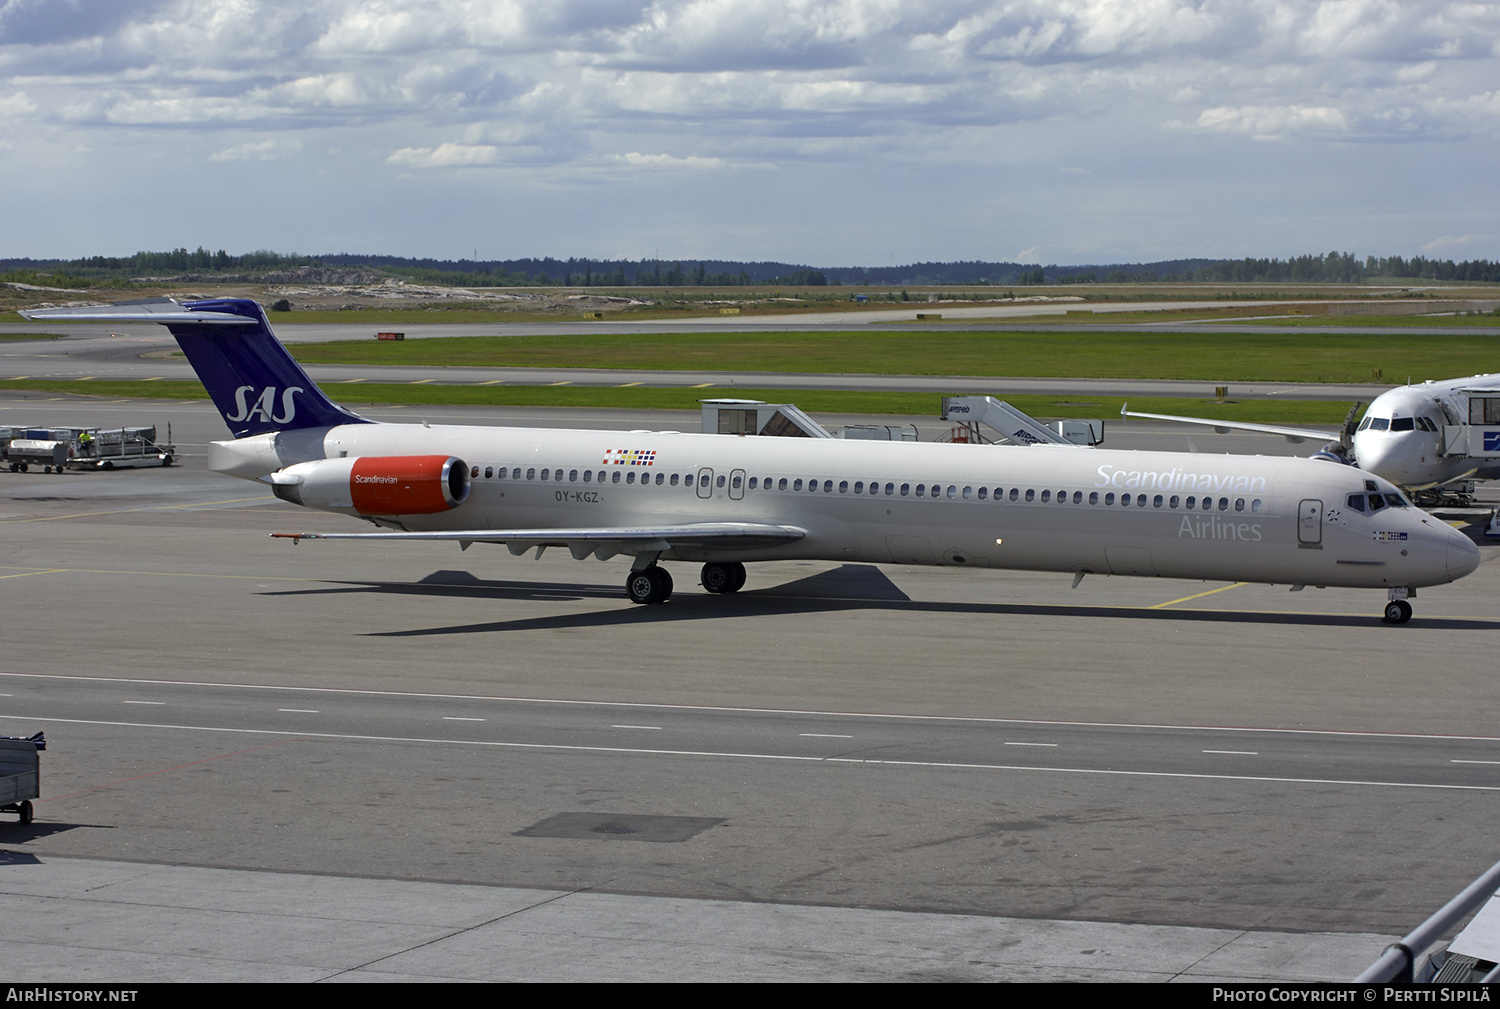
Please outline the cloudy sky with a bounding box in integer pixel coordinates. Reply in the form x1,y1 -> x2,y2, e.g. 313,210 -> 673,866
2,0 -> 1497,265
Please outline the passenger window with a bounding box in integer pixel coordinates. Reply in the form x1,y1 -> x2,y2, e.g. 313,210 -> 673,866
626,472 -> 634,484
794,479 -> 803,491
471,466 -> 479,478
1185,496 -> 1195,509
779,478 -> 787,490
1009,488 -> 1019,501
1153,495 -> 1163,508
916,484 -> 925,497
824,480 -> 834,493
749,477 -> 758,490
1234,498 -> 1244,512
993,487 -> 1003,500
853,481 -> 863,494
717,475 -> 726,488
1169,495 -> 1179,508
1025,489 -> 1035,502
1121,493 -> 1131,506
1105,493 -> 1115,505
656,473 -> 664,485
840,480 -> 849,493
1217,497 -> 1228,511
1138,495 -> 1148,507
901,483 -> 910,496
583,470 -> 592,483
947,485 -> 956,499
732,475 -> 742,489
612,471 -> 621,484
1089,492 -> 1099,505
569,469 -> 578,482
526,468 -> 536,480
1040,490 -> 1050,503
685,474 -> 694,487
1251,499 -> 1262,513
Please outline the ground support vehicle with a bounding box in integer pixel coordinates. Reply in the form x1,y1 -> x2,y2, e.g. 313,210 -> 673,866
0,733 -> 43,825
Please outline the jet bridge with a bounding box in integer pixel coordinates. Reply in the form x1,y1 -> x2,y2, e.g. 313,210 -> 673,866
1441,393 -> 1500,459
940,396 -> 1103,447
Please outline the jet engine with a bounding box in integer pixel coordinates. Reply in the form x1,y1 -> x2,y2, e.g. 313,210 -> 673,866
270,455 -> 470,515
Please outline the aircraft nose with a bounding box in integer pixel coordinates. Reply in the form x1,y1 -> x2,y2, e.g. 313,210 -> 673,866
1447,527 -> 1481,581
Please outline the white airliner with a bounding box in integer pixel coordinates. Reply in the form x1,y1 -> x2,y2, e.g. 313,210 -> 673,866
21,298 -> 1481,623
1123,375 -> 1500,503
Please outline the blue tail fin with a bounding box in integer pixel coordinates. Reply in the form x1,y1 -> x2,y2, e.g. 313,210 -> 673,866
169,299 -> 370,438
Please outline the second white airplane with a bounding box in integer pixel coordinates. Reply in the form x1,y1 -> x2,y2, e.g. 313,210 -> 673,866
22,298 -> 1482,623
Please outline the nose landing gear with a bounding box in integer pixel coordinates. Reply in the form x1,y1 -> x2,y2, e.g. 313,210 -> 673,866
1382,589 -> 1414,625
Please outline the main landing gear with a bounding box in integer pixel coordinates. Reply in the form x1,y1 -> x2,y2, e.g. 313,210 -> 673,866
700,561 -> 746,595
623,561 -> 748,604
625,565 -> 674,605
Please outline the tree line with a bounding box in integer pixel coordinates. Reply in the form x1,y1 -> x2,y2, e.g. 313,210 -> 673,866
5,249 -> 1499,288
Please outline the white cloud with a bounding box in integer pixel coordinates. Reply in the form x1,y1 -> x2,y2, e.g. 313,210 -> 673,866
1195,104 -> 1350,139
386,142 -> 500,168
611,151 -> 727,168
1421,233 -> 1483,253
209,137 -> 301,161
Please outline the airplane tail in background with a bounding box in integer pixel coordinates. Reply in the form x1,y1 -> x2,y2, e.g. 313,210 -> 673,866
21,297 -> 370,438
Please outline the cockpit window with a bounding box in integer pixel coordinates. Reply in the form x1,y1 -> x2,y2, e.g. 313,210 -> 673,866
1384,493 -> 1407,509
1368,418 -> 1390,431
1391,417 -> 1415,431
1367,494 -> 1386,512
1345,493 -> 1366,513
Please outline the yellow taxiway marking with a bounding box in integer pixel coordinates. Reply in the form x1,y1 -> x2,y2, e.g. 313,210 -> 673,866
549,380 -> 572,386
77,376 -> 96,381
7,376 -> 28,380
409,378 -> 434,385
618,381 -> 643,387
340,378 -> 366,384
480,380 -> 504,385
142,376 -> 163,381
0,569 -> 69,580
1150,582 -> 1247,609
0,496 -> 271,524
692,383 -> 715,388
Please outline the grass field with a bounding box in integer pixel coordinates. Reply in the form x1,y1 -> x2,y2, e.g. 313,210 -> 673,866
286,330 -> 1499,385
0,378 -> 1355,425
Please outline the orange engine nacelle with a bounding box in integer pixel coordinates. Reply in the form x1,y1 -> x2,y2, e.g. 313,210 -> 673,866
271,455 -> 470,515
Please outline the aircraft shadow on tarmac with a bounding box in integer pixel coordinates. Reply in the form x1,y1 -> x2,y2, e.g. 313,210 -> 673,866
257,564 -> 1500,637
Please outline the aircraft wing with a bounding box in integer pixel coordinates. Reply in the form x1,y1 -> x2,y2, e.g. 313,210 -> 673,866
271,522 -> 807,559
1119,404 -> 1338,445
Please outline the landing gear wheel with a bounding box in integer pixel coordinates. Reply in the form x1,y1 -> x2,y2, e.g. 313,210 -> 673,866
701,561 -> 746,594
1382,600 -> 1413,625
18,800 -> 32,825
625,566 -> 671,605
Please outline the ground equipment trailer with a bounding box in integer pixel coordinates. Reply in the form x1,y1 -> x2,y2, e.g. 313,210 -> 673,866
1,425 -> 175,472
0,733 -> 43,825
67,425 -> 176,470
